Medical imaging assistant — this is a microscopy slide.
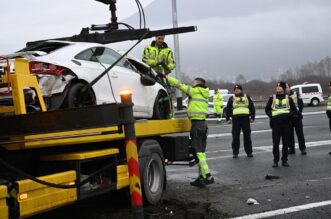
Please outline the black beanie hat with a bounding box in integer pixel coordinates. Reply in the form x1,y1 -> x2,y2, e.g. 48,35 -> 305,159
277,81 -> 286,91
233,84 -> 243,91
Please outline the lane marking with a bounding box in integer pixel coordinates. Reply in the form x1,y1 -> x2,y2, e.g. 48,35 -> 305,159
206,111 -> 324,121
206,147 -> 269,154
208,125 -> 320,138
167,140 -> 331,172
208,129 -> 271,138
230,200 -> 331,219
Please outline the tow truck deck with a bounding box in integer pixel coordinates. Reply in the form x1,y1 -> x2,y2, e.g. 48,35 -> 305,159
0,58 -> 192,219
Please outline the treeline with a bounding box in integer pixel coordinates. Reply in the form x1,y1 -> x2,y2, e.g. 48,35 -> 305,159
180,56 -> 331,100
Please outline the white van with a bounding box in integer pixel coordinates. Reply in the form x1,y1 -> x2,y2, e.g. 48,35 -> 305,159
291,83 -> 324,106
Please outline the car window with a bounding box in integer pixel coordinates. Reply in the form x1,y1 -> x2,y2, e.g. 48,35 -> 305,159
302,86 -> 318,93
75,47 -> 133,69
292,88 -> 299,93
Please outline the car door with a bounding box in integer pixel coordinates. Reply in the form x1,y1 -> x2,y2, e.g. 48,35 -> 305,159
94,47 -> 150,116
73,47 -> 116,105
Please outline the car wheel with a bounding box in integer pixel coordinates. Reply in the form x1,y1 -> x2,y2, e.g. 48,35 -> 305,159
311,98 -> 320,106
152,91 -> 171,120
63,82 -> 96,108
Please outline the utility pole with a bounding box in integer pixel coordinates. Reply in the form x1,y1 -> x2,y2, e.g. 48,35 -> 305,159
171,0 -> 183,110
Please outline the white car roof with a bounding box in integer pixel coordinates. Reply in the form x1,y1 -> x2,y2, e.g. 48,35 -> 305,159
292,83 -> 321,88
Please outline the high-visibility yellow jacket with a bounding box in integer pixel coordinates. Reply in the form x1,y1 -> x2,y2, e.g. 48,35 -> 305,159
167,77 -> 209,120
142,41 -> 176,74
213,93 -> 223,113
327,95 -> 331,111
271,95 -> 290,117
232,95 -> 250,116
326,94 -> 331,118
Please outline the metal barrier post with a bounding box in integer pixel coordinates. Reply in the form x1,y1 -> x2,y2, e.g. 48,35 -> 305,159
120,90 -> 144,219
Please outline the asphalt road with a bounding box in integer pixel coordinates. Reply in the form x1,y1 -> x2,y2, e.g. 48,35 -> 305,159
166,105 -> 331,218
32,105 -> 331,219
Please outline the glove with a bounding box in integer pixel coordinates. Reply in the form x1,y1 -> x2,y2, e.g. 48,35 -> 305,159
167,76 -> 179,87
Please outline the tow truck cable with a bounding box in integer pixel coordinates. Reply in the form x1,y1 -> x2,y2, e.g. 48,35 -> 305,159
0,158 -> 116,189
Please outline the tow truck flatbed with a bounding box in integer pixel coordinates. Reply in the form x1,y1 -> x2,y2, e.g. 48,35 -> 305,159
0,118 -> 190,150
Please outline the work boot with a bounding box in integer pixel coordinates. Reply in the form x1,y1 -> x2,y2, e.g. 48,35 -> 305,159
233,154 -> 238,159
272,162 -> 278,168
282,161 -> 290,167
190,178 -> 206,188
247,153 -> 254,158
301,150 -> 307,155
204,174 -> 215,185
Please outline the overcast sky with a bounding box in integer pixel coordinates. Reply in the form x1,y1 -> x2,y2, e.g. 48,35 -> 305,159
1,0 -> 331,82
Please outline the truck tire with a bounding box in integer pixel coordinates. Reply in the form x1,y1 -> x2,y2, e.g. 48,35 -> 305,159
311,98 -> 320,106
138,139 -> 165,205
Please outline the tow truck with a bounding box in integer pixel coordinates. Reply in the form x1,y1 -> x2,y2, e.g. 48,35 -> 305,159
0,1 -> 197,218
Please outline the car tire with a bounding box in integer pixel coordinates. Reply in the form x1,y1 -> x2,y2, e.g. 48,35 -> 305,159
152,91 -> 171,120
63,82 -> 96,108
311,98 -> 320,106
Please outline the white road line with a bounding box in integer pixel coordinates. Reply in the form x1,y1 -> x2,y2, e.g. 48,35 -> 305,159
167,140 -> 331,173
206,147 -> 268,154
208,125 -> 317,139
208,129 -> 271,138
205,111 -> 325,121
256,140 -> 331,151
230,200 -> 331,219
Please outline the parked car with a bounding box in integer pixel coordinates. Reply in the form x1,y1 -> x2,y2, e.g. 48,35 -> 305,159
0,40 -> 171,119
291,83 -> 324,106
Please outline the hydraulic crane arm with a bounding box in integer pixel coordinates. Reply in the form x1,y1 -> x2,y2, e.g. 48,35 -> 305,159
27,26 -> 197,46
27,0 -> 197,46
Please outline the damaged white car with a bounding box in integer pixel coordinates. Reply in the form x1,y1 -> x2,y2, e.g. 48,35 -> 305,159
0,40 -> 171,119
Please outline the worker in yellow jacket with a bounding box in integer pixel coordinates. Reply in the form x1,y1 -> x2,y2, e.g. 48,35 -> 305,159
142,36 -> 176,75
167,76 -> 214,188
213,89 -> 224,123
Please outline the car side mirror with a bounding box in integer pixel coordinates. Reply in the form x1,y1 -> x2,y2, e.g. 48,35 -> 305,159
140,74 -> 156,86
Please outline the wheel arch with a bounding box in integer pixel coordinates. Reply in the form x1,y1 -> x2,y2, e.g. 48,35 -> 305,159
53,79 -> 96,109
